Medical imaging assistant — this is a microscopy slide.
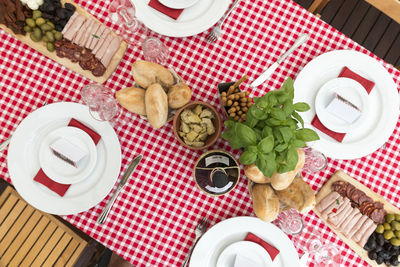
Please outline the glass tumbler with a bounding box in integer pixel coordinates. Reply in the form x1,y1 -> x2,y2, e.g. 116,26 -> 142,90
303,147 -> 327,173
274,208 -> 304,236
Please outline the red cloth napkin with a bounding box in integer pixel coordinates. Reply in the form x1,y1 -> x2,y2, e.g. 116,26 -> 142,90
148,0 -> 184,20
245,233 -> 280,261
33,119 -> 101,197
311,66 -> 375,142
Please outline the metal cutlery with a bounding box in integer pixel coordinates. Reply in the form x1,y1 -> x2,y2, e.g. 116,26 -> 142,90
182,217 -> 209,267
97,154 -> 142,225
0,101 -> 48,153
251,33 -> 310,87
206,0 -> 241,43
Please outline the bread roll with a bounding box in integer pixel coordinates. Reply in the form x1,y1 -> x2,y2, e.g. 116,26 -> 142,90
116,87 -> 146,115
244,164 -> 271,184
276,176 -> 315,214
168,82 -> 192,109
132,60 -> 174,89
145,84 -> 168,128
270,149 -> 305,191
250,183 -> 279,222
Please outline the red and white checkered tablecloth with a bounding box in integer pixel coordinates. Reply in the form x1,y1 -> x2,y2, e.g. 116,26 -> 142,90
1,0 -> 400,266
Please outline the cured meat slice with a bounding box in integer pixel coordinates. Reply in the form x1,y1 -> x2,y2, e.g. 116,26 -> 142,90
85,21 -> 100,48
371,209 -> 386,224
316,191 -> 340,213
353,218 -> 374,242
321,196 -> 343,220
62,12 -> 78,35
100,36 -> 122,67
358,223 -> 377,247
92,28 -> 111,54
350,190 -> 365,204
348,215 -> 369,239
346,184 -> 356,198
358,195 -> 373,205
338,208 -> 359,231
343,213 -> 363,236
328,200 -> 352,227
332,181 -> 347,195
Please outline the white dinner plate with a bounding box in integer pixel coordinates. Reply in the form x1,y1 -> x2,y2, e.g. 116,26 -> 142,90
190,217 -> 299,267
132,0 -> 230,37
39,126 -> 97,185
217,241 -> 272,267
159,0 -> 200,9
294,50 -> 399,160
8,102 -> 121,215
315,77 -> 369,133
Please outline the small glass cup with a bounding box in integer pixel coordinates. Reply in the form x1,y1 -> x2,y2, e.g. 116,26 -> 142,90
274,209 -> 304,235
81,84 -> 121,124
303,147 -> 327,173
142,36 -> 169,64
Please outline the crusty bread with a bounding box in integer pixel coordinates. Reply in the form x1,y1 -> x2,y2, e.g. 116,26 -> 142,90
270,148 -> 305,191
145,84 -> 168,128
250,183 -> 280,222
167,82 -> 192,109
116,87 -> 146,115
132,60 -> 174,89
276,176 -> 316,214
244,164 -> 271,184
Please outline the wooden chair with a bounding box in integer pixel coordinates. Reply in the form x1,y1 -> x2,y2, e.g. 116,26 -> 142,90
0,180 -> 104,267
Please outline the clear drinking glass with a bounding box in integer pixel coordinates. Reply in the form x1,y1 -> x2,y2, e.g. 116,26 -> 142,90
142,36 -> 169,64
303,147 -> 327,173
274,209 -> 304,235
81,84 -> 121,123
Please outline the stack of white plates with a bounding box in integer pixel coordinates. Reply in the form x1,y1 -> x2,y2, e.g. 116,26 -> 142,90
7,102 -> 121,215
189,217 -> 300,267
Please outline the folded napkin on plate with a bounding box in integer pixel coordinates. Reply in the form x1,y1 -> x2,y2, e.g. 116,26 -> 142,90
33,118 -> 101,197
311,67 -> 375,142
148,0 -> 184,20
245,233 -> 280,261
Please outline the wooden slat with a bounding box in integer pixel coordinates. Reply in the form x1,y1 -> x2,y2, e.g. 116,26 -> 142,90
54,239 -> 80,267
65,242 -> 87,267
0,193 -> 18,225
8,216 -> 50,266
352,6 -> 381,44
320,0 -> 345,23
330,0 -> 359,31
0,204 -> 34,260
364,0 -> 400,24
385,34 -> 400,64
20,221 -> 57,266
340,1 -> 370,37
362,13 -> 392,51
43,233 -> 72,266
31,228 -> 65,266
373,21 -> 400,59
0,187 -> 12,208
0,211 -> 42,264
0,199 -> 26,240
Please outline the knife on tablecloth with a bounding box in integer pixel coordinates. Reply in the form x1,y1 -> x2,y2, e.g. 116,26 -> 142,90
97,154 -> 142,224
251,33 -> 309,87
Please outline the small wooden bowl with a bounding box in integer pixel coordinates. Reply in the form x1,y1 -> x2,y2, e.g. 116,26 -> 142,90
173,101 -> 221,150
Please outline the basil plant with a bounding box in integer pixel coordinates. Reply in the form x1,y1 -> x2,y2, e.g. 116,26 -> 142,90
222,77 -> 319,177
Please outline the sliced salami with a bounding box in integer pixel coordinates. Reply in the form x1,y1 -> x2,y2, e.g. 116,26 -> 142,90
358,195 -> 373,206
371,209 -> 386,224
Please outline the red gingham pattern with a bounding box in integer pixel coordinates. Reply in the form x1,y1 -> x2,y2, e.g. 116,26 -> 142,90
1,0 -> 399,266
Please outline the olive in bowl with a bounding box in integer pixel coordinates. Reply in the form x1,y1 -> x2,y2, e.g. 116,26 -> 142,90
173,101 -> 221,150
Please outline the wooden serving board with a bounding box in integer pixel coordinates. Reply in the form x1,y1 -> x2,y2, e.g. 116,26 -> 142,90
314,170 -> 400,267
0,0 -> 128,84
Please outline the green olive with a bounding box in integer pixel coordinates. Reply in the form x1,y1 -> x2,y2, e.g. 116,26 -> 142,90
395,230 -> 400,238
23,25 -> 32,32
52,29 -> 57,34
47,21 -> 55,29
29,32 -> 41,42
32,27 -> 42,40
54,31 -> 62,41
45,32 -> 55,42
32,10 -> 42,20
25,18 -> 36,28
395,214 -> 400,221
390,238 -> 400,246
384,222 -> 391,230
35,18 -> 46,26
42,36 -> 49,42
392,221 -> 400,231
384,230 -> 395,240
376,225 -> 385,234
40,23 -> 53,32
386,214 -> 396,223
46,42 -> 55,52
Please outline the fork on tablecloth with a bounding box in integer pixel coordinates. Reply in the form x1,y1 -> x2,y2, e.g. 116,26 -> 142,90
182,217 -> 209,267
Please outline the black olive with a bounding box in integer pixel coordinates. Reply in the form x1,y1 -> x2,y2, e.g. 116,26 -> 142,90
377,234 -> 386,246
384,259 -> 392,266
367,237 -> 377,250
381,251 -> 391,260
375,246 -> 383,252
55,8 -> 65,19
54,2 -> 61,9
52,16 -> 60,22
47,4 -> 55,13
64,3 -> 76,12
368,251 -> 378,260
55,24 -> 63,31
376,257 -> 384,264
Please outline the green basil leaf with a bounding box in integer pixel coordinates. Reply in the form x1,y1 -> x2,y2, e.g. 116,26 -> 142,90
258,136 -> 274,153
236,123 -> 257,146
292,139 -> 306,148
262,126 -> 273,138
275,143 -> 288,152
294,102 -> 310,112
282,100 -> 294,116
254,128 -> 262,141
248,145 -> 258,153
245,108 -> 259,128
292,111 -> 304,128
277,94 -> 289,104
250,106 -> 268,120
296,128 -> 320,142
266,118 -> 281,126
271,108 -> 286,121
282,77 -> 294,99
279,127 -> 293,144
239,150 -> 257,165
277,162 -> 292,174
286,147 -> 298,170
268,94 -> 277,107
256,153 -> 276,177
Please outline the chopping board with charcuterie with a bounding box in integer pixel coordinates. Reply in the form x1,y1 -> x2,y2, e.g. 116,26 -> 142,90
0,0 -> 128,83
314,170 -> 400,267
